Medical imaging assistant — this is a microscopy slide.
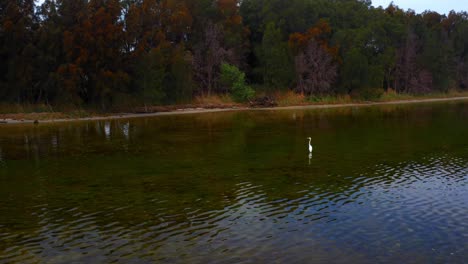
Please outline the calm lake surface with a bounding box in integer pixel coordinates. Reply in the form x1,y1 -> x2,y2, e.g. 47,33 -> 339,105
0,101 -> 467,263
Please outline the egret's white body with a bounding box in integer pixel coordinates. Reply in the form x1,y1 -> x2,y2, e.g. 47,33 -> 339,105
307,137 -> 313,153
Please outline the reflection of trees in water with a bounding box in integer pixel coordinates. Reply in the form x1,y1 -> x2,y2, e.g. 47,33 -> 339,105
0,120 -> 139,161
0,147 -> 4,166
0,102 -> 467,256
1,101 -> 465,162
104,121 -> 111,140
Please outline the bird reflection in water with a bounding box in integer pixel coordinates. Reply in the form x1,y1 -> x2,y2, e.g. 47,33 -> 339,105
307,137 -> 313,165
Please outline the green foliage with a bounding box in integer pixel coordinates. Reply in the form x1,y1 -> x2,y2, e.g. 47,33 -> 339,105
341,48 -> 369,92
220,63 -> 255,102
1,0 -> 468,108
135,49 -> 166,105
165,46 -> 194,103
260,22 -> 294,89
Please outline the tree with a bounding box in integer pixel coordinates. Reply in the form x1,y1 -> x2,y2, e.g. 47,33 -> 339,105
409,69 -> 433,94
2,0 -> 468,109
217,0 -> 249,66
135,48 -> 166,110
166,45 -> 194,103
341,48 -> 369,92
395,30 -> 419,93
59,0 -> 128,107
448,12 -> 468,90
0,0 -> 37,103
34,0 -> 63,104
294,40 -> 337,95
260,22 -> 293,89
193,22 -> 228,96
220,63 -> 255,102
289,20 -> 338,95
56,0 -> 91,104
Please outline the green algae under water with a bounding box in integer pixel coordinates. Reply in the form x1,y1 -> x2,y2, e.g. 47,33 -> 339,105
0,101 -> 467,263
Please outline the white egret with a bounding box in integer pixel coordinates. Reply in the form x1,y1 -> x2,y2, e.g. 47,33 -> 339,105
307,137 -> 313,153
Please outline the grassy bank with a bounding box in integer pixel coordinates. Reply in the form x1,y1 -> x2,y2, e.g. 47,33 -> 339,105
1,90 -> 468,122
274,89 -> 468,106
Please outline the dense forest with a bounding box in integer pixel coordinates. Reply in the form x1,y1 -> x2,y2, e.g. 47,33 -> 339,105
1,0 -> 468,108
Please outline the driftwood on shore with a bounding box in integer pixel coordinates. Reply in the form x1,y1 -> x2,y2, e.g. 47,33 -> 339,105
133,104 -> 241,113
249,96 -> 278,108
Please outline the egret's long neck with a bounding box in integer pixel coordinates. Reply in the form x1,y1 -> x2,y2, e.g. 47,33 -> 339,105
308,138 -> 311,144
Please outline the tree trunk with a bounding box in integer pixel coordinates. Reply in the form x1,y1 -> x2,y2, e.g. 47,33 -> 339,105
207,69 -> 212,96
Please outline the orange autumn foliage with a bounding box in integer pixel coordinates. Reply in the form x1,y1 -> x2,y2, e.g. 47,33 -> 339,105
288,19 -> 339,59
217,0 -> 239,18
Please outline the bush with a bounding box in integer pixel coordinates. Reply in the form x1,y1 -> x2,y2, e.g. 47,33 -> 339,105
220,63 -> 255,102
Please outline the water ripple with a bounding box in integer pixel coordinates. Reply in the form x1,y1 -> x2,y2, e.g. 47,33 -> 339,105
1,105 -> 468,263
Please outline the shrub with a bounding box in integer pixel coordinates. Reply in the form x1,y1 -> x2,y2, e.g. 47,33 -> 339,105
220,63 -> 255,102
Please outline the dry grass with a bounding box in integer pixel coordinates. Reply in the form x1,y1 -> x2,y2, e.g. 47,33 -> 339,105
132,94 -> 241,114
273,91 -> 356,106
0,103 -> 94,121
379,89 -> 468,102
192,94 -> 237,105
431,89 -> 468,98
1,89 -> 467,122
272,89 -> 468,107
274,91 -> 306,106
379,89 -> 418,101
0,112 -> 64,121
308,94 -> 354,104
0,103 -> 54,114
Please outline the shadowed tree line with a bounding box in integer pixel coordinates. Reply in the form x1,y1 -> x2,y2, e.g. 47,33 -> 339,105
1,0 -> 468,108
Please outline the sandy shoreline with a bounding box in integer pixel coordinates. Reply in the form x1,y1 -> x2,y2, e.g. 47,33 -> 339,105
1,96 -> 467,125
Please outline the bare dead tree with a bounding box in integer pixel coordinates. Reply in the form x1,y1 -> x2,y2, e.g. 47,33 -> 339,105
395,30 -> 436,94
395,31 -> 419,93
193,22 -> 228,96
456,59 -> 468,89
294,40 -> 337,95
409,69 -> 433,94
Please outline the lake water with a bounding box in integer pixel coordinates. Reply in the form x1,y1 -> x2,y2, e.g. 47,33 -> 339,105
0,101 -> 467,263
